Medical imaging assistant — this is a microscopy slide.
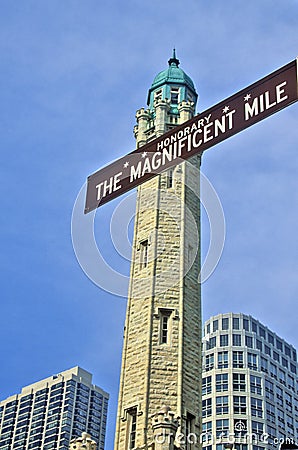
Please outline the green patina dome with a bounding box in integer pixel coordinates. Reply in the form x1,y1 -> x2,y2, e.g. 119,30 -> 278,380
147,50 -> 198,113
151,51 -> 196,92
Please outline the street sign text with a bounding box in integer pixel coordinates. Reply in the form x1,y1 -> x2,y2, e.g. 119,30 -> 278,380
85,60 -> 298,213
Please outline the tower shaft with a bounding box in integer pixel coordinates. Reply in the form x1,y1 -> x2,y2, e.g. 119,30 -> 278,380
114,54 -> 202,450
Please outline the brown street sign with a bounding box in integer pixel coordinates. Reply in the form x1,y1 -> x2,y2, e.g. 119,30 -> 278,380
85,59 -> 298,213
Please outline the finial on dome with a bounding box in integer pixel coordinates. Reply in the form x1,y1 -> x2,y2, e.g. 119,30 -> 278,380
168,48 -> 180,67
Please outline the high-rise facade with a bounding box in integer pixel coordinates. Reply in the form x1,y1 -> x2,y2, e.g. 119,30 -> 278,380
114,51 -> 202,450
0,367 -> 109,450
202,313 -> 298,450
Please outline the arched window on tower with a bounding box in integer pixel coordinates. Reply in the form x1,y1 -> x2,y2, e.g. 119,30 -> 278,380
154,89 -> 162,103
170,87 -> 179,104
126,407 -> 137,450
167,169 -> 174,188
185,412 -> 195,450
139,239 -> 149,269
187,92 -> 194,103
158,309 -> 173,345
161,314 -> 169,344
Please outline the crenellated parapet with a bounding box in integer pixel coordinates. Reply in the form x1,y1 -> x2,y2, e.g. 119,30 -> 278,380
69,432 -> 97,450
152,406 -> 180,450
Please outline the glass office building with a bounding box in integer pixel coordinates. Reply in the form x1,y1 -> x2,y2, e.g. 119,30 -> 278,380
202,313 -> 298,450
0,367 -> 109,450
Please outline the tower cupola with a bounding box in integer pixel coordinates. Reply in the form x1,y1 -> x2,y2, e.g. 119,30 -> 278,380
147,49 -> 198,114
134,51 -> 198,144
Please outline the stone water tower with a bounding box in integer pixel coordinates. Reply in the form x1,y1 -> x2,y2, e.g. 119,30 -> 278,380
114,51 -> 202,450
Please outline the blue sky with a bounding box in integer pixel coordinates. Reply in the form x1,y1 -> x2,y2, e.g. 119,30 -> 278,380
0,1 -> 298,448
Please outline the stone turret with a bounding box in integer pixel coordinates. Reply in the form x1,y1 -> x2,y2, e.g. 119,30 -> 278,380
152,406 -> 180,450
154,99 -> 171,136
135,108 -> 151,147
178,100 -> 195,123
69,432 -> 97,450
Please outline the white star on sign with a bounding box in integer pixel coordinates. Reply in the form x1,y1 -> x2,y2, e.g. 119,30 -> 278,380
123,161 -> 129,168
142,151 -> 147,158
244,94 -> 251,102
222,106 -> 230,114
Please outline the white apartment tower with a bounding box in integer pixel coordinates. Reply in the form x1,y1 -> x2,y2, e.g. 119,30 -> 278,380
202,313 -> 298,450
0,367 -> 109,450
114,51 -> 202,450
